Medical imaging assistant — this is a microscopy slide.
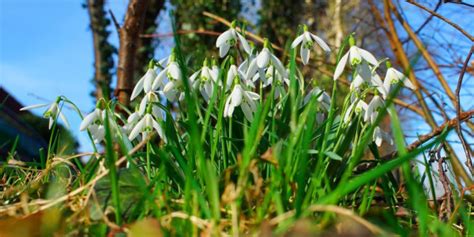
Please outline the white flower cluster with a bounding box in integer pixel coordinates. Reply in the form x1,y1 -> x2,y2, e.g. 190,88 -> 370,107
336,36 -> 417,146
21,22 -> 415,149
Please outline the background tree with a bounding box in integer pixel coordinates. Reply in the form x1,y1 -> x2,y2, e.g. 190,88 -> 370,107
85,0 -> 115,102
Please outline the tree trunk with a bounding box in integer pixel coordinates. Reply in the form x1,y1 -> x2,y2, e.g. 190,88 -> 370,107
87,0 -> 115,101
115,0 -> 150,108
134,0 -> 165,80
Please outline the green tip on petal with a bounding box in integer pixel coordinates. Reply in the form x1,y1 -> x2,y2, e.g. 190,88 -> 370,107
203,58 -> 209,67
349,34 -> 356,47
146,103 -> 153,114
374,89 -> 379,96
170,50 -> 176,62
211,58 -> 218,66
148,59 -> 155,69
96,98 -> 106,109
311,78 -> 318,87
249,41 -> 255,49
233,75 -> 240,85
231,20 -> 237,28
303,24 -> 308,32
385,61 -> 392,68
263,38 -> 270,48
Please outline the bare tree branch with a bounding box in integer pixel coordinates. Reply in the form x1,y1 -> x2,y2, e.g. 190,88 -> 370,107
455,46 -> 474,175
407,0 -> 474,42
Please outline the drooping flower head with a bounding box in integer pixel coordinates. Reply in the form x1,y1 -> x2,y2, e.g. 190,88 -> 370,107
334,35 -> 378,81
246,39 -> 287,84
160,49 -> 186,102
382,61 -> 416,99
291,24 -> 331,65
128,104 -> 166,143
216,20 -> 251,58
224,77 -> 260,122
20,97 -> 69,130
190,58 -> 219,102
80,105 -> 106,144
130,60 -> 158,101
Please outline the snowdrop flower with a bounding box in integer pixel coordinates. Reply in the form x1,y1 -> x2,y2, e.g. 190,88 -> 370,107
156,61 -> 182,91
291,25 -> 331,65
159,53 -> 185,102
190,59 -> 219,102
382,65 -> 416,99
334,36 -> 378,80
343,99 -> 368,124
224,83 -> 260,122
129,110 -> 166,143
226,64 -> 249,90
303,86 -> 331,111
216,21 -> 251,57
123,110 -> 141,134
138,91 -> 161,115
246,39 -> 287,83
238,44 -> 256,74
20,98 -> 69,130
88,124 -> 105,144
211,59 -> 220,81
364,94 -> 384,123
130,61 -> 158,101
271,69 -> 290,99
80,108 -> 103,131
350,61 -> 372,90
373,126 -> 393,147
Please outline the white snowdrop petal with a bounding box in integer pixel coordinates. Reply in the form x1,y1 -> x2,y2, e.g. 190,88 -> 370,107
403,78 -> 416,90
333,52 -> 349,80
270,54 -> 287,78
246,91 -> 260,100
241,102 -> 254,122
138,96 -> 148,115
169,63 -> 182,81
48,117 -> 54,130
80,110 -> 97,131
358,48 -> 378,65
311,33 -> 331,53
129,119 -> 145,140
300,45 -> 310,65
291,35 -> 304,48
219,44 -> 231,58
231,85 -> 243,107
153,69 -> 167,90
216,30 -> 233,47
257,49 -> 270,68
163,81 -> 177,102
131,78 -> 144,101
20,103 -> 49,111
143,69 -> 156,93
237,32 -> 251,54
59,112 -> 70,129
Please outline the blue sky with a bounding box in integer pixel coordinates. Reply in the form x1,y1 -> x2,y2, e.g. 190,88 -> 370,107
0,0 -> 171,152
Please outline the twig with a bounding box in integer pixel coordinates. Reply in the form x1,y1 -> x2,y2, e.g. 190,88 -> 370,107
0,135 -> 152,216
455,46 -> 474,175
140,30 -> 221,38
407,0 -> 474,42
436,148 -> 452,219
381,109 -> 474,160
269,204 -> 387,235
108,9 -> 121,32
202,11 -> 283,51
